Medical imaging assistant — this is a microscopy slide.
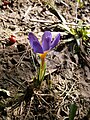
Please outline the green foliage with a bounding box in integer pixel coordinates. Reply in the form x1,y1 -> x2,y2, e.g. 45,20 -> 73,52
71,21 -> 89,41
69,103 -> 77,120
60,20 -> 90,46
77,0 -> 83,8
39,62 -> 46,82
33,62 -> 46,87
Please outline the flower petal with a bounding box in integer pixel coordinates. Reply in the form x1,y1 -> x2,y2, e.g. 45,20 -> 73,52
42,31 -> 52,51
33,41 -> 43,53
50,33 -> 60,50
42,31 -> 52,42
28,32 -> 38,48
42,37 -> 51,51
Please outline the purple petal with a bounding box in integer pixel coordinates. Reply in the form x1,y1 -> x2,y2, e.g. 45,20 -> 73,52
42,31 -> 52,51
33,41 -> 43,53
50,33 -> 60,50
42,31 -> 52,42
28,32 -> 38,48
42,37 -> 51,51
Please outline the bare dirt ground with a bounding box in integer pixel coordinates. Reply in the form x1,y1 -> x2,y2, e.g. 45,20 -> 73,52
0,0 -> 90,120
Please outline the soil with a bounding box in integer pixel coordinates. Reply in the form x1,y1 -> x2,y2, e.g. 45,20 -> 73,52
0,0 -> 90,120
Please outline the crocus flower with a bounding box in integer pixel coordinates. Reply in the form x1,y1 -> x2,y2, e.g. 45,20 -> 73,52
28,31 -> 60,58
28,31 -> 60,82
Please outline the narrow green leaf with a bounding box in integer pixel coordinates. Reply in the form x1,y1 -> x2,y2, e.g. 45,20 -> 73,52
69,103 -> 77,120
39,62 -> 46,82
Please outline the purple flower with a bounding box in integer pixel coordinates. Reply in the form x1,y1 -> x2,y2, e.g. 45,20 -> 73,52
28,31 -> 60,55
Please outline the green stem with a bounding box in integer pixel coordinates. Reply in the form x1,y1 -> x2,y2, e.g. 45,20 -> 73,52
39,57 -> 46,82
